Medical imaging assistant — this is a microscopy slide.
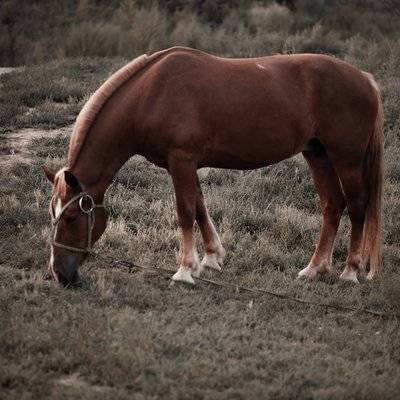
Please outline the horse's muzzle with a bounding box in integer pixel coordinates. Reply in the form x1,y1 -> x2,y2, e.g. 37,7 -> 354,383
54,269 -> 80,287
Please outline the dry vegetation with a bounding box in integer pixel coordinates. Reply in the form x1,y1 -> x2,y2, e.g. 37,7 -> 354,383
1,1 -> 400,399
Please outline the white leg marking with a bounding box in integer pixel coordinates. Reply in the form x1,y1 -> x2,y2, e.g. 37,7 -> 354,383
201,253 -> 222,271
340,267 -> 359,283
200,215 -> 225,273
298,263 -> 319,279
366,271 -> 375,281
172,245 -> 199,284
172,266 -> 195,285
190,248 -> 201,278
298,259 -> 331,280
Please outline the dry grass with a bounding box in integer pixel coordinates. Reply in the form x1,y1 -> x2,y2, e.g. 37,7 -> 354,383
1,127 -> 400,398
0,59 -> 126,133
1,2 -> 400,397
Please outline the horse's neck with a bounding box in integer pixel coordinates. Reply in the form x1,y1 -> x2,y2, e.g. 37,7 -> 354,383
68,62 -> 146,197
69,126 -> 134,198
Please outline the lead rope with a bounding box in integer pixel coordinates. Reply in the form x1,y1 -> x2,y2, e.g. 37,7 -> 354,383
48,194 -> 399,319
88,251 -> 399,319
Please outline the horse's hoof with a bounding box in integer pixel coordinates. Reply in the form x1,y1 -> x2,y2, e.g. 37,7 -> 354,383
366,271 -> 375,281
172,266 -> 195,285
339,268 -> 359,284
201,253 -> 222,271
192,263 -> 204,278
298,265 -> 318,280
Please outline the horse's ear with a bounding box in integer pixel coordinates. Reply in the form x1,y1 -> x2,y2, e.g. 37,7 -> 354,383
64,171 -> 81,190
42,165 -> 55,183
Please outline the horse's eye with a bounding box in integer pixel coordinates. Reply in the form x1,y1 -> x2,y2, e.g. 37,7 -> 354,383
65,216 -> 77,224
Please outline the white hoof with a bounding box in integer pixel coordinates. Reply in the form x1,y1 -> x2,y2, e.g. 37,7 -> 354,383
216,246 -> 226,264
201,253 -> 222,271
192,262 -> 204,278
298,264 -> 319,280
366,271 -> 375,281
172,266 -> 195,285
339,268 -> 359,283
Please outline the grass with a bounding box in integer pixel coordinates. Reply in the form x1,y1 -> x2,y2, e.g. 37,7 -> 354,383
0,58 -> 127,133
1,136 -> 400,398
1,3 -> 400,397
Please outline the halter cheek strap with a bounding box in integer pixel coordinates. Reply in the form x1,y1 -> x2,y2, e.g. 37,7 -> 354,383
50,192 -> 104,254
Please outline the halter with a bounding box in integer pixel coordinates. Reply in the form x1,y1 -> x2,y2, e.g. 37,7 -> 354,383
50,192 -> 104,254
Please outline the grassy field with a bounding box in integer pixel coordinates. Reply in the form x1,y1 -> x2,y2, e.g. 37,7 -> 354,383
1,61 -> 400,399
1,2 -> 400,399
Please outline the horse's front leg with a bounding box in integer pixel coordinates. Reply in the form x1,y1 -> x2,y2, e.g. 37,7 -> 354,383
195,177 -> 225,274
169,156 -> 200,284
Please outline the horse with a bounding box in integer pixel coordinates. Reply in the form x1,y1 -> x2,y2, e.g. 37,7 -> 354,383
42,46 -> 383,286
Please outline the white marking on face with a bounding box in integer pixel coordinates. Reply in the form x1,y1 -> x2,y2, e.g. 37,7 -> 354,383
55,198 -> 62,218
49,250 -> 54,269
49,247 -> 57,281
256,63 -> 267,70
50,198 -> 62,274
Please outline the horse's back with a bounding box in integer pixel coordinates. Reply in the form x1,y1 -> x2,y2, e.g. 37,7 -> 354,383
143,47 -> 377,131
135,48 -> 379,168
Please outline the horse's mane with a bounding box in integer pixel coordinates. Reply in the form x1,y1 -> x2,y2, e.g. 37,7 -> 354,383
68,53 -> 149,167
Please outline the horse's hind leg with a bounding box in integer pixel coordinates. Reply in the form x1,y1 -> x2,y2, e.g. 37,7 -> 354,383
169,156 -> 200,284
334,164 -> 368,283
298,147 -> 346,279
195,177 -> 226,275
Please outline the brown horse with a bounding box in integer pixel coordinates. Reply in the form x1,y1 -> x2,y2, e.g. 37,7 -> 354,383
43,46 -> 383,286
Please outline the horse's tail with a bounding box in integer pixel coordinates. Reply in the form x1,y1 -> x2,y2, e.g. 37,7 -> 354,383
361,72 -> 384,279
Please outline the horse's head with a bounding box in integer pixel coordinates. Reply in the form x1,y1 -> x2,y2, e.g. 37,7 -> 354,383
43,166 -> 107,286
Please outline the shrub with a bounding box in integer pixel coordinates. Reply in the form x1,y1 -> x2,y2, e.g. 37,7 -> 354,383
283,23 -> 344,55
64,22 -> 122,58
219,7 -> 250,34
296,0 -> 325,18
169,12 -> 210,49
0,58 -> 120,131
120,5 -> 170,55
248,4 -> 294,34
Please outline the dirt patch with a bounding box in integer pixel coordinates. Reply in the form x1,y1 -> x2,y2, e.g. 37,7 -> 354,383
0,125 -> 73,167
56,373 -> 114,394
0,67 -> 24,75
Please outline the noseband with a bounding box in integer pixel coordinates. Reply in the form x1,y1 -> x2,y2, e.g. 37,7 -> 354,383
50,192 -> 104,254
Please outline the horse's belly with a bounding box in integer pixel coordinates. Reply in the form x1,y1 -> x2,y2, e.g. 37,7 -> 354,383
201,143 -> 295,169
201,129 -> 302,169
200,150 -> 271,169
